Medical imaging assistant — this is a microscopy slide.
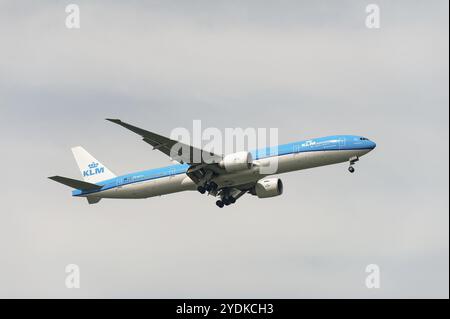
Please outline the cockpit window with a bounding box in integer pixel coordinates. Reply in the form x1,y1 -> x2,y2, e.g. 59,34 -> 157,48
360,137 -> 369,141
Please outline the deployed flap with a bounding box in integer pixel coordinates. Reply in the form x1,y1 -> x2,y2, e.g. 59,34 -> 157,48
48,176 -> 102,191
106,119 -> 223,165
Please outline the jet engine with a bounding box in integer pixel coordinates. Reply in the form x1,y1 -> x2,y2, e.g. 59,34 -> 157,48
253,178 -> 283,198
219,151 -> 253,173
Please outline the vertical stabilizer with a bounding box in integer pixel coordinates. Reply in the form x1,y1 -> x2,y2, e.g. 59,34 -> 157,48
71,146 -> 116,183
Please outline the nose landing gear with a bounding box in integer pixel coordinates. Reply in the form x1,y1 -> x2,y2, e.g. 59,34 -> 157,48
348,156 -> 359,174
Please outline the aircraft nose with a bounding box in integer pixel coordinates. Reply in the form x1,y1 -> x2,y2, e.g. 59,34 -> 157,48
369,140 -> 377,149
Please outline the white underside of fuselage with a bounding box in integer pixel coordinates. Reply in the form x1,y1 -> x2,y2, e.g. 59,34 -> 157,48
82,149 -> 371,200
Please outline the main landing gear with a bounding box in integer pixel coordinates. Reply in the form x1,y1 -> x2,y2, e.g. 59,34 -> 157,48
216,200 -> 224,208
197,182 -> 218,194
348,156 -> 359,174
198,181 -> 245,208
215,196 -> 236,208
197,186 -> 206,194
215,190 -> 247,208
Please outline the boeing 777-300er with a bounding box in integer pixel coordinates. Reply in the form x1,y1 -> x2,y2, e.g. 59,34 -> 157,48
49,119 -> 376,208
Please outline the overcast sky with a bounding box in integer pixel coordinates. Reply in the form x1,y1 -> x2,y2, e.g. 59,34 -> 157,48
0,0 -> 448,298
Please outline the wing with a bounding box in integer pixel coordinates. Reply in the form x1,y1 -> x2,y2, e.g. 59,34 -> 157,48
106,119 -> 225,184
106,119 -> 223,165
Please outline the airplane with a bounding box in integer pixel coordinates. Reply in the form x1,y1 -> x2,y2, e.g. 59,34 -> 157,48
49,119 -> 376,208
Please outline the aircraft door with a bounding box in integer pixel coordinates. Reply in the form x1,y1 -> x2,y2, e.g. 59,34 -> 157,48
339,137 -> 346,149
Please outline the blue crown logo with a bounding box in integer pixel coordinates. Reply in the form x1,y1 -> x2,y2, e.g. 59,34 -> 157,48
88,162 -> 99,169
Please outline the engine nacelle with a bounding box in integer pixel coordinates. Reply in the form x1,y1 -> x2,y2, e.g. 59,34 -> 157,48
253,178 -> 283,198
219,151 -> 253,173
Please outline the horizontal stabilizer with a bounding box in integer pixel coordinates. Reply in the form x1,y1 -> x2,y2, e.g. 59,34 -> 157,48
48,176 -> 103,191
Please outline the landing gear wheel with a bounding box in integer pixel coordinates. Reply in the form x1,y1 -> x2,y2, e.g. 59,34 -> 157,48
229,197 -> 236,204
209,182 -> 218,191
204,184 -> 212,192
197,186 -> 206,194
348,166 -> 355,173
222,198 -> 231,206
216,200 -> 224,208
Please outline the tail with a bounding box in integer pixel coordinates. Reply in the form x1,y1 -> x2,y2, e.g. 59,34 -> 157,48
71,146 -> 116,183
